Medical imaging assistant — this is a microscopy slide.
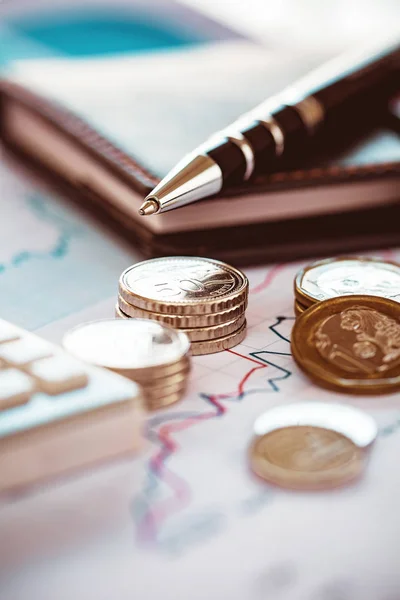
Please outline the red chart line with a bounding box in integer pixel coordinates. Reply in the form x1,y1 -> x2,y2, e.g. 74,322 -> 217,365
137,264 -> 284,542
138,363 -> 267,542
227,348 -> 266,366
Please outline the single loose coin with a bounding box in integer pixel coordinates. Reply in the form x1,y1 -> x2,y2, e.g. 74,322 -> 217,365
190,320 -> 246,355
291,295 -> 400,394
249,425 -> 364,490
119,257 -> 248,315
253,402 -> 377,449
117,295 -> 247,328
63,319 -> 191,376
295,256 -> 400,307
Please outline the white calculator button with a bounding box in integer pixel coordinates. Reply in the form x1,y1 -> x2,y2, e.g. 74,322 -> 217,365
0,336 -> 52,366
28,355 -> 89,395
0,368 -> 34,409
0,320 -> 21,344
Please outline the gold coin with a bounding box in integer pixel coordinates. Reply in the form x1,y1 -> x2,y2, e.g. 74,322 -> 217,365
182,314 -> 245,342
253,402 -> 378,448
249,425 -> 364,490
291,295 -> 400,394
119,257 -> 248,315
117,294 -> 247,328
63,319 -> 191,379
295,256 -> 400,307
190,320 -> 247,355
112,355 -> 191,382
146,390 -> 185,411
144,380 -> 188,400
115,304 -> 132,319
294,300 -> 307,317
116,303 -> 245,342
138,368 -> 190,388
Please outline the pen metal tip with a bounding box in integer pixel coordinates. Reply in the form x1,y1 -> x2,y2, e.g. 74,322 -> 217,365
138,198 -> 159,216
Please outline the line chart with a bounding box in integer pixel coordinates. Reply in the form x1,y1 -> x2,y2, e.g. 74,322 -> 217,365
134,360 -> 268,543
132,314 -> 295,546
132,251 -> 400,549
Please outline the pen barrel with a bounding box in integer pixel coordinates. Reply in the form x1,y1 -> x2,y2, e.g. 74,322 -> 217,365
143,35 -> 400,213
212,36 -> 400,180
302,41 -> 400,121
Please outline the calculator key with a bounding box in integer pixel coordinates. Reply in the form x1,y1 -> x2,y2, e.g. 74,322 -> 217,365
0,336 -> 52,366
28,355 -> 89,395
0,318 -> 144,493
0,369 -> 34,409
0,320 -> 20,344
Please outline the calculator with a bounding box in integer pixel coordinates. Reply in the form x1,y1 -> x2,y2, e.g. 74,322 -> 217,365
0,318 -> 144,492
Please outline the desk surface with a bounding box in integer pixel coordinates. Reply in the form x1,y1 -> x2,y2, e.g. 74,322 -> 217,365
1,158 -> 400,600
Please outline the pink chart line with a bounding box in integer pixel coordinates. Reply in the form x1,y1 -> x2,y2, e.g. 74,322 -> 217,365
136,361 -> 267,544
250,263 -> 285,295
134,260 -> 291,545
135,317 -> 294,544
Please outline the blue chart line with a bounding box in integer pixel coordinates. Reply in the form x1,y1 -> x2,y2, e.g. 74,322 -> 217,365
249,316 -> 293,391
269,315 -> 295,343
131,411 -> 201,522
250,351 -> 292,392
0,194 -> 81,273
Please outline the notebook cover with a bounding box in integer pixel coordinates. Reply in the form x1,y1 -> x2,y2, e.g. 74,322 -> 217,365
1,80 -> 400,265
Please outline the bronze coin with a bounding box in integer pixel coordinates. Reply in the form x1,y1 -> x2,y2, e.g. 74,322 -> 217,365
146,390 -> 185,411
190,320 -> 247,355
144,379 -> 187,401
117,295 -> 247,328
116,302 -> 246,342
139,368 -> 190,387
294,256 -> 400,308
294,300 -> 307,317
249,425 -> 364,490
291,295 -> 400,394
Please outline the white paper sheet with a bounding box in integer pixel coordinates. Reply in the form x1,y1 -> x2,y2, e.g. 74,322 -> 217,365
1,159 -> 400,600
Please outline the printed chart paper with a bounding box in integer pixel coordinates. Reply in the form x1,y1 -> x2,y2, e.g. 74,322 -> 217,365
1,162 -> 400,600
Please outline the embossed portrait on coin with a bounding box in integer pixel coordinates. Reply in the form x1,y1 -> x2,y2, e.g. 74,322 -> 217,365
311,306 -> 400,374
133,264 -> 237,300
310,263 -> 400,300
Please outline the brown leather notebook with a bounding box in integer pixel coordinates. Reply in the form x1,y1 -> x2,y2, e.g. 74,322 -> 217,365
1,42 -> 399,265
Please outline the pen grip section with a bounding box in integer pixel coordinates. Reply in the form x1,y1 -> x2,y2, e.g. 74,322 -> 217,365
306,43 -> 400,127
241,123 -> 277,176
270,105 -> 308,159
207,140 -> 246,187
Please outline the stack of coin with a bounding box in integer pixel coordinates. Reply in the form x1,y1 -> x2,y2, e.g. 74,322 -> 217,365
294,256 -> 400,316
63,319 -> 191,410
249,403 -> 377,490
291,256 -> 400,393
116,257 -> 248,355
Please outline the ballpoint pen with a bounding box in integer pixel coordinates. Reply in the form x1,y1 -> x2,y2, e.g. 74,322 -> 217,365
139,34 -> 400,216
